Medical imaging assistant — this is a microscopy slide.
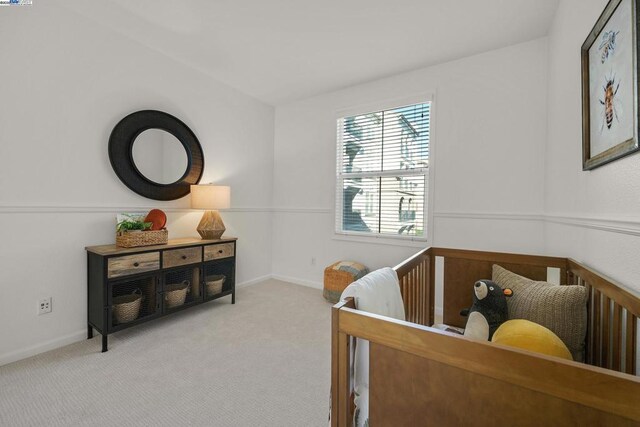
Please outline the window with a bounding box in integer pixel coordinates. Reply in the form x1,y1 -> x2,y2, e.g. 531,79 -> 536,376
336,101 -> 430,239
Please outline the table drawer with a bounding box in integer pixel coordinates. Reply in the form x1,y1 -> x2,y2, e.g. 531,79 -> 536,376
108,252 -> 160,279
163,247 -> 202,268
204,243 -> 235,261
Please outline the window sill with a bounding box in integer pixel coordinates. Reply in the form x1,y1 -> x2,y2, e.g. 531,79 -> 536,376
332,233 -> 428,248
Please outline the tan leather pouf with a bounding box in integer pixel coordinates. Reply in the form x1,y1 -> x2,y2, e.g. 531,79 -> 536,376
323,261 -> 369,303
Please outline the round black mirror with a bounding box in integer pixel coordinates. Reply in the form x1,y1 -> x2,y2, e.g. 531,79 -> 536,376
109,110 -> 204,200
131,129 -> 189,185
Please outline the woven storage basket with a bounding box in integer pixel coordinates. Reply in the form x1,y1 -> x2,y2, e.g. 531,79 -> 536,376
116,229 -> 168,248
165,281 -> 190,309
113,289 -> 142,324
206,275 -> 225,297
323,261 -> 369,303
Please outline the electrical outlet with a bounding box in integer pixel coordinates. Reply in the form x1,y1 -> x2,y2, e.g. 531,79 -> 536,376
38,297 -> 52,315
311,257 -> 316,266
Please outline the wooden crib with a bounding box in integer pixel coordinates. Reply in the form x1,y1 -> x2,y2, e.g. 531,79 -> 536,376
331,247 -> 640,426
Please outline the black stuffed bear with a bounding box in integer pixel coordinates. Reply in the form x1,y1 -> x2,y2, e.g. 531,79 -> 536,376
461,280 -> 512,341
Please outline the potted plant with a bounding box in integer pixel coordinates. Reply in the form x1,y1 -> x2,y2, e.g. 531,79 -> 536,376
116,219 -> 153,233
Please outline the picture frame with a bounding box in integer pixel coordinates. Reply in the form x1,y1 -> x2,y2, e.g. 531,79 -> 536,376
581,0 -> 640,170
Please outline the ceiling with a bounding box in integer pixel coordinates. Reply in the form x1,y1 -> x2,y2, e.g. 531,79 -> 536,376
63,0 -> 560,106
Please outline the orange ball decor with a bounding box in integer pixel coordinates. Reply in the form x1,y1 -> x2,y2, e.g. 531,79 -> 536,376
144,209 -> 167,231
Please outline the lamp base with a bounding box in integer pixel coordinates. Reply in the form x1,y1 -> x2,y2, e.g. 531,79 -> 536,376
197,210 -> 226,240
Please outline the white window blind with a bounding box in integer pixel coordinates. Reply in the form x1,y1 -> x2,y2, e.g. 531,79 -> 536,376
336,102 -> 430,239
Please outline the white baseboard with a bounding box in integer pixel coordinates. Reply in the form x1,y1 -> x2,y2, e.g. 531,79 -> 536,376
0,330 -> 86,367
236,274 -> 273,288
271,274 -> 323,289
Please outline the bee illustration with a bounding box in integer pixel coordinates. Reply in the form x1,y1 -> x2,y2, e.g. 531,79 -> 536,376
599,75 -> 620,132
599,30 -> 619,64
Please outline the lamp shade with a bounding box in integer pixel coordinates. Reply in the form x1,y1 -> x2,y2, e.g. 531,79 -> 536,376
190,185 -> 230,210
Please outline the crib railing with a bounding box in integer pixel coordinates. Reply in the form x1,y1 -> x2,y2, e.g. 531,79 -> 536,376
393,247 -> 638,376
393,248 -> 433,326
568,260 -> 639,375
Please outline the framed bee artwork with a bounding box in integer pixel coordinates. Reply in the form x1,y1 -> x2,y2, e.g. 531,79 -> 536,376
581,0 -> 640,170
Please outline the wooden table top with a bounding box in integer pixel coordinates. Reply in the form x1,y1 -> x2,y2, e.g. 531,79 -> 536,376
86,236 -> 237,256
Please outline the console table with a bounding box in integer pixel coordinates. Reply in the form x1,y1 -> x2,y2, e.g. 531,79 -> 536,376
86,237 -> 237,352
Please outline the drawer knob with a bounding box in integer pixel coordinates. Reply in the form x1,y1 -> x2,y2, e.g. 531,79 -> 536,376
133,262 -> 140,267
218,250 -> 223,254
181,255 -> 187,260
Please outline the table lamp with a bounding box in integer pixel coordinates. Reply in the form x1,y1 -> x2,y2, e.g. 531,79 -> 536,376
190,184 -> 230,239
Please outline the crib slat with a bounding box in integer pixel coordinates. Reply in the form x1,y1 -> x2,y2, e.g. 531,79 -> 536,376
612,303 -> 622,371
408,274 -> 411,318
602,296 -> 611,369
412,267 -> 417,323
400,277 -> 405,314
402,277 -> 408,317
423,258 -> 428,324
416,264 -> 420,323
403,275 -> 408,320
420,258 -> 425,325
626,314 -> 637,375
417,263 -> 421,323
412,265 -> 417,324
417,262 -> 422,325
409,269 -> 414,323
403,274 -> 408,321
410,270 -> 415,323
411,268 -> 415,323
425,258 -> 429,322
418,264 -> 421,323
417,264 -> 421,323
422,258 -> 428,325
429,255 -> 436,326
585,284 -> 594,365
593,289 -> 602,367
416,263 -> 424,325
573,272 -> 580,286
420,261 -> 425,324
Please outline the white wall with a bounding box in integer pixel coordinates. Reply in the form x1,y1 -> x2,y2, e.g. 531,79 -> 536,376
544,0 -> 640,293
272,38 -> 549,287
0,2 -> 274,365
8,0 -> 637,368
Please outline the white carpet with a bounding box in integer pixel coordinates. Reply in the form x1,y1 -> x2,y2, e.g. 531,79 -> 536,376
0,280 -> 333,426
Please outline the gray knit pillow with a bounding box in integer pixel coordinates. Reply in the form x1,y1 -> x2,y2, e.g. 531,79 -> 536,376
492,264 -> 588,361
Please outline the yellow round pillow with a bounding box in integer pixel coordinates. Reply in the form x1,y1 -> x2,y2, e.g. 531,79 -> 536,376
491,319 -> 573,361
